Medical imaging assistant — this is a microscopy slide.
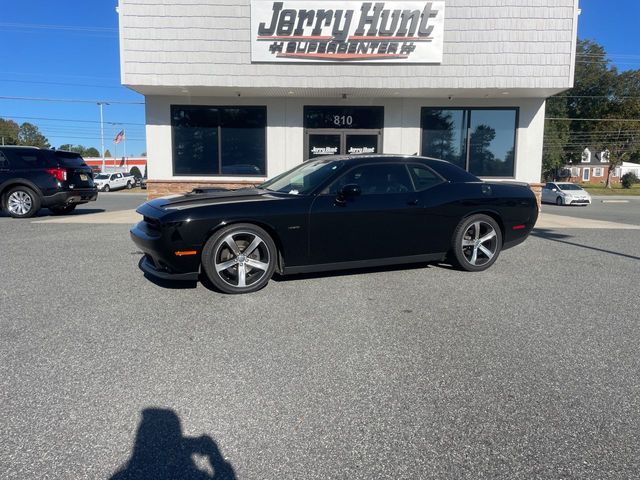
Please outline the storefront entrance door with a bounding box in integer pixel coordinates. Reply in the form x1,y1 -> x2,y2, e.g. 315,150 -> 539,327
305,130 -> 381,160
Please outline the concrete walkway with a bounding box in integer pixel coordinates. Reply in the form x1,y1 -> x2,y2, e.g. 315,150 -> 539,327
535,213 -> 640,230
34,208 -> 640,230
33,209 -> 141,224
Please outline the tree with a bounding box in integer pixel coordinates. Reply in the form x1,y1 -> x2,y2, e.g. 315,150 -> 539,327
84,147 -> 100,157
104,149 -> 112,157
0,118 -> 20,145
18,122 -> 50,148
130,166 -> 142,178
140,151 -> 147,157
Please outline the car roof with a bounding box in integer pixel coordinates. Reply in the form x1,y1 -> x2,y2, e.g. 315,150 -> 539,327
309,154 -> 480,183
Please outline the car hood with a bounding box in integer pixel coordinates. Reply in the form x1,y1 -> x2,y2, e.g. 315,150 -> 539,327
144,188 -> 290,211
560,189 -> 589,196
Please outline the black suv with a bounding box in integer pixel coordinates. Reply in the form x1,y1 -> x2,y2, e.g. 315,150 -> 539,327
0,146 -> 98,218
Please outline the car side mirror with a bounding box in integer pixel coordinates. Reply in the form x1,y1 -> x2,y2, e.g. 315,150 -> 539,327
336,183 -> 361,204
552,188 -> 557,192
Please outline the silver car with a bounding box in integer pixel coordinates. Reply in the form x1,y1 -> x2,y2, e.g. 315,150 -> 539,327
542,182 -> 591,206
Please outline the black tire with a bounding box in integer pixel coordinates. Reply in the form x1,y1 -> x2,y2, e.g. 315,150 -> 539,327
49,204 -> 77,215
126,181 -> 133,189
556,196 -> 563,206
202,223 -> 277,294
3,186 -> 41,219
451,214 -> 502,272
104,184 -> 110,192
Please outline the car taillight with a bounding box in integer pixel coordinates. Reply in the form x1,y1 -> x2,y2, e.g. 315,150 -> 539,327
46,168 -> 67,182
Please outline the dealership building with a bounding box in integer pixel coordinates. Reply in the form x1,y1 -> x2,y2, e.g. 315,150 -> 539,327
118,0 -> 580,198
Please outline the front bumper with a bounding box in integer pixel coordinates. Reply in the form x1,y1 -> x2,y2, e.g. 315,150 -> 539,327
130,221 -> 200,281
42,188 -> 98,207
566,197 -> 591,205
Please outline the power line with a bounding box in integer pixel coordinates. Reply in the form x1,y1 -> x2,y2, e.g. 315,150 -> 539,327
0,115 -> 144,126
546,118 -> 640,122
0,96 -> 144,105
0,78 -> 126,90
0,22 -> 117,32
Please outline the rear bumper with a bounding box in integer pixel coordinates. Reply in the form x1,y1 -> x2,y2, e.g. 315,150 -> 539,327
42,188 -> 98,207
130,222 -> 200,281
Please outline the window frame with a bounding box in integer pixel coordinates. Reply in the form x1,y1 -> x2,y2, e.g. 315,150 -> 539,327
406,162 -> 446,192
170,105 -> 268,178
420,106 -> 519,179
321,162 -> 415,196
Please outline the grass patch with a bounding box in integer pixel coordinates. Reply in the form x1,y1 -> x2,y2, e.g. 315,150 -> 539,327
581,184 -> 640,195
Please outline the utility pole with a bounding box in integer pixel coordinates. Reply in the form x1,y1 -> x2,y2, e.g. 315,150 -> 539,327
97,102 -> 109,172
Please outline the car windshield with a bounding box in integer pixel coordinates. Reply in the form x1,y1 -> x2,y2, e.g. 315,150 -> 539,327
258,159 -> 344,194
558,184 -> 583,191
95,174 -> 109,179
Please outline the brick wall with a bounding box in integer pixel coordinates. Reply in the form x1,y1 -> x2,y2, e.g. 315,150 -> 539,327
147,180 -> 258,199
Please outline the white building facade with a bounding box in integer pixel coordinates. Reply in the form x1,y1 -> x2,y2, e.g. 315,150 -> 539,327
118,0 -> 580,197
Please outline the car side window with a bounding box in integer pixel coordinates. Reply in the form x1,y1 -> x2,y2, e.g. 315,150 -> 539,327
0,151 -> 8,169
327,163 -> 413,195
1,149 -> 48,169
111,174 -> 117,180
407,164 -> 443,191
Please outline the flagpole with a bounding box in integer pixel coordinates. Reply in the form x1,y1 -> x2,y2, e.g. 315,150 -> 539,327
123,129 -> 127,170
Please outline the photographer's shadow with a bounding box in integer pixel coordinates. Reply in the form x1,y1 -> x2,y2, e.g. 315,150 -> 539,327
110,408 -> 236,480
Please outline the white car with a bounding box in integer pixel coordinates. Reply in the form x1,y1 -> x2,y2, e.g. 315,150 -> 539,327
542,182 -> 591,206
93,172 -> 135,192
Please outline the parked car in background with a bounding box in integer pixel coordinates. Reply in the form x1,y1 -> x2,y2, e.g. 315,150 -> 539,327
94,172 -> 135,192
140,177 -> 147,190
542,182 -> 592,206
131,154 -> 539,294
0,146 -> 98,218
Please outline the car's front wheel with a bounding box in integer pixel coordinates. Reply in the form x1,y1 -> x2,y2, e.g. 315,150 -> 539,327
104,184 -> 110,192
4,186 -> 41,219
451,214 -> 502,272
556,196 -> 564,206
202,223 -> 277,294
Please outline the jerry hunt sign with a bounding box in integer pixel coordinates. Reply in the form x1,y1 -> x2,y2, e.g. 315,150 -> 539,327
250,1 -> 445,63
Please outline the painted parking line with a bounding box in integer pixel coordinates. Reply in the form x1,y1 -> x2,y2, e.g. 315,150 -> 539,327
535,213 -> 640,230
601,200 -> 630,203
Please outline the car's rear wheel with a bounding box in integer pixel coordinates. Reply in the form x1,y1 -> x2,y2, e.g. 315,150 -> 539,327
49,204 -> 77,215
451,214 -> 502,272
4,186 -> 41,219
556,196 -> 564,206
202,224 -> 277,294
126,181 -> 133,189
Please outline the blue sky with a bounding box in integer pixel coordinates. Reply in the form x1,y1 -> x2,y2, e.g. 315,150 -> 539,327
0,0 -> 638,157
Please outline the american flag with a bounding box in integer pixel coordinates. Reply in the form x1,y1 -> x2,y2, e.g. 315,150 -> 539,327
113,130 -> 125,144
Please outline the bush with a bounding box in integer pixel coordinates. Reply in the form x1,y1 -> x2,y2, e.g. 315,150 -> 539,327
621,172 -> 639,189
129,166 -> 142,179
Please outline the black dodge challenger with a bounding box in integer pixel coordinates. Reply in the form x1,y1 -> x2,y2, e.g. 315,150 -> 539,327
131,155 -> 538,294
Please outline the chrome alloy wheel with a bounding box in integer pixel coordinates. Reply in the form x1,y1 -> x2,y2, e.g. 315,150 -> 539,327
214,231 -> 271,288
7,191 -> 33,216
461,220 -> 498,267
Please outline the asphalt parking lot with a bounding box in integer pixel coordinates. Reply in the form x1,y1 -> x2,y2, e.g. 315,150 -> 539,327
1,193 -> 639,479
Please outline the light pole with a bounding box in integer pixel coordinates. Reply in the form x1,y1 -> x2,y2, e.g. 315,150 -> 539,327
97,102 -> 109,172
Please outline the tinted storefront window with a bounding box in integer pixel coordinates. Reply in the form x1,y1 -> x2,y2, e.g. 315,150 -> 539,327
172,106 -> 266,176
421,108 -> 517,177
